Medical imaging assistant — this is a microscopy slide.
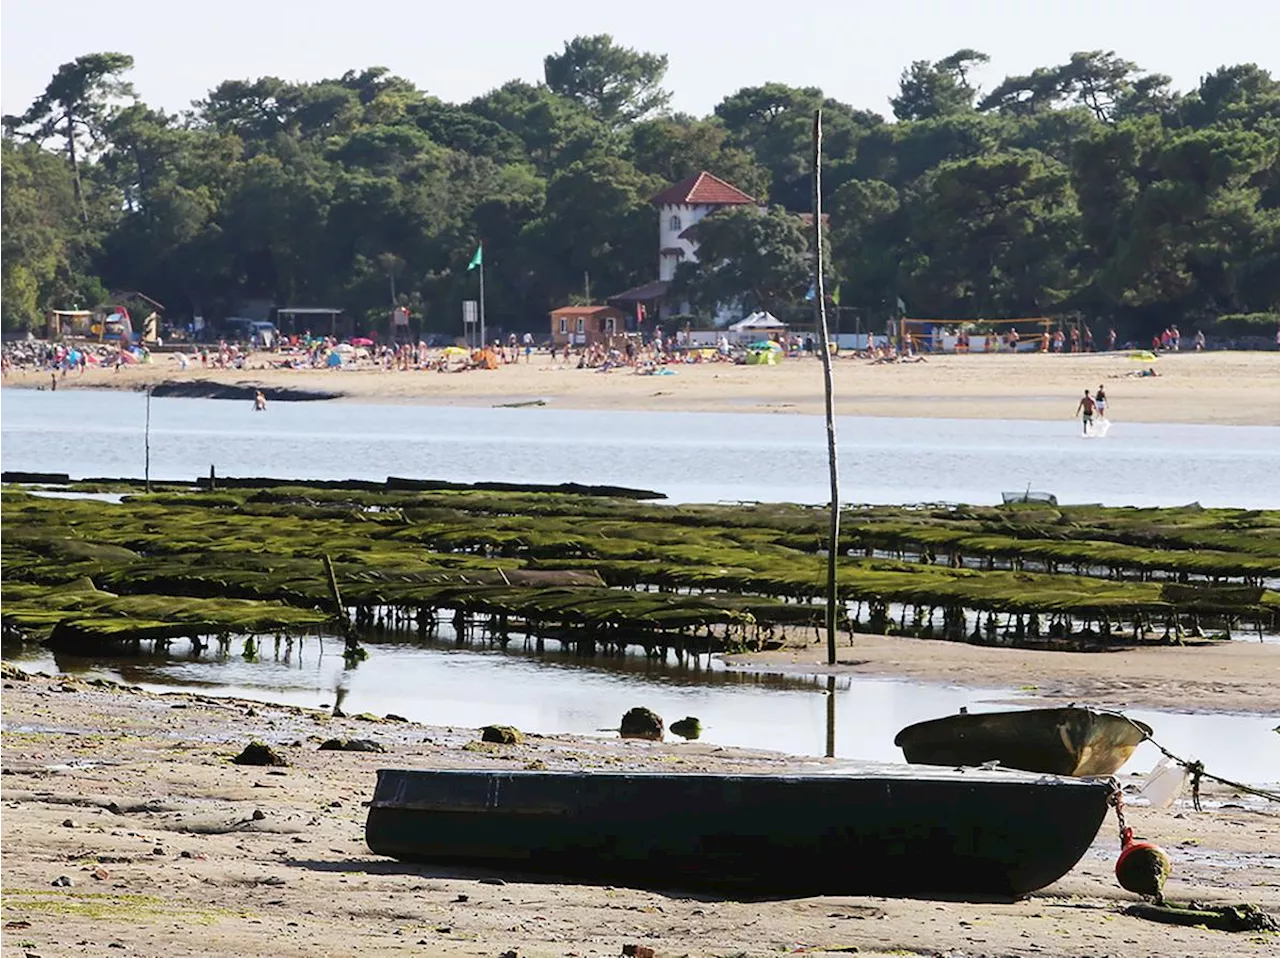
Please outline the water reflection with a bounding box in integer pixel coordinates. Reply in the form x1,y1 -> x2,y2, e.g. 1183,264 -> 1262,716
8,626 -> 1276,785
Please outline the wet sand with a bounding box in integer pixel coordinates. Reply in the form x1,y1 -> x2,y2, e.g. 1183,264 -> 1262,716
2,669 -> 1276,958
727,632 -> 1280,714
6,350 -> 1280,425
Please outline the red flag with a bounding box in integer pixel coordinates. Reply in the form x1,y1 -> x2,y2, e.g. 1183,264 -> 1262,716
636,303 -> 646,324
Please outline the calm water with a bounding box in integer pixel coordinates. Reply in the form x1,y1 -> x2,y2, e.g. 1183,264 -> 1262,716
4,388 -> 1277,785
3,388 -> 1280,506
8,632 -> 1277,786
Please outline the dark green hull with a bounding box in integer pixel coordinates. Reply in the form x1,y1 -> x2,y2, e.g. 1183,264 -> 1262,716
365,768 -> 1112,899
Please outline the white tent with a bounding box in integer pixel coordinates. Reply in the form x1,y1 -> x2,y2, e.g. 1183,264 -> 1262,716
729,311 -> 787,332
727,311 -> 788,344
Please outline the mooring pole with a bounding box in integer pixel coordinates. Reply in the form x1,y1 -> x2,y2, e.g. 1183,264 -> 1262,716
825,674 -> 837,758
812,108 -> 841,667
144,387 -> 153,493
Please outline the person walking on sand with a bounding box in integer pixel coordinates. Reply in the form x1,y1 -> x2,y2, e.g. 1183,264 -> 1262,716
1076,389 -> 1097,435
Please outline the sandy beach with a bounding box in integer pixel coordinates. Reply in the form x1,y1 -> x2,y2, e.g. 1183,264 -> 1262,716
1,667 -> 1276,958
5,350 -> 1280,426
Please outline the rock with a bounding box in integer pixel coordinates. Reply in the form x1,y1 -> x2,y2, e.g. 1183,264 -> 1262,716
1,662 -> 28,681
318,738 -> 387,753
91,867 -> 110,880
232,741 -> 289,767
670,716 -> 702,740
619,707 -> 664,741
51,875 -> 72,887
622,947 -> 656,958
480,725 -> 524,745
384,713 -> 408,722
61,818 -> 77,828
252,809 -> 265,821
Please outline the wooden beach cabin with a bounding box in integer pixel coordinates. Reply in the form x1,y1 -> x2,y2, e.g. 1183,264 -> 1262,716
550,305 -> 625,348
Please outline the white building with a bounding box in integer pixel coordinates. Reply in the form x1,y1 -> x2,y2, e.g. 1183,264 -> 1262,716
652,171 -> 758,282
608,171 -> 758,326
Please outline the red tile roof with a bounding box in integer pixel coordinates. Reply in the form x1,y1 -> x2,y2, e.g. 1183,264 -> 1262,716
549,305 -> 623,317
651,172 -> 756,207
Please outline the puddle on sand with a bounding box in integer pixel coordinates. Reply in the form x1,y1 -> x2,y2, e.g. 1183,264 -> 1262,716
6,628 -> 1279,786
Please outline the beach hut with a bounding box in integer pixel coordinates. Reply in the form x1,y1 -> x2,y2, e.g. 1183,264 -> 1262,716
549,306 -> 626,348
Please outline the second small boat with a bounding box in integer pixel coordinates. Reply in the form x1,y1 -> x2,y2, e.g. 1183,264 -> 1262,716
894,706 -> 1152,777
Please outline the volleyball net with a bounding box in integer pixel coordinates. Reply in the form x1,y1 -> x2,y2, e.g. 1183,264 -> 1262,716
899,317 -> 1055,354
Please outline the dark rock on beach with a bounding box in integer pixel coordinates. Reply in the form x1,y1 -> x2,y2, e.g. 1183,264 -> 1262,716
318,738 -> 387,753
232,742 -> 290,767
480,725 -> 524,745
619,707 -> 664,741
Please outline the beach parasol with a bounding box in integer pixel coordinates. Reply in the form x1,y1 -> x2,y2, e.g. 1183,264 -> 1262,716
1128,351 -> 1158,362
442,346 -> 469,357
351,337 -> 375,347
750,340 -> 783,350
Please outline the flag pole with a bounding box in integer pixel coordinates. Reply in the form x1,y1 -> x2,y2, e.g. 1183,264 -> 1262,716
479,246 -> 486,350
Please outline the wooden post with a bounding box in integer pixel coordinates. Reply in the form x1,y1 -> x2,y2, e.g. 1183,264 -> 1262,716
825,674 -> 837,758
144,387 -> 152,493
323,553 -> 362,658
811,108 -> 841,667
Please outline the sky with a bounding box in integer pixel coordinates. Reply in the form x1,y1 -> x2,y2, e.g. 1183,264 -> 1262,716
3,0 -> 1278,122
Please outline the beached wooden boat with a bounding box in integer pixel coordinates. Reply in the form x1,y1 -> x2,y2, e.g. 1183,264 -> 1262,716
365,766 -> 1113,898
1001,490 -> 1058,505
895,706 -> 1152,777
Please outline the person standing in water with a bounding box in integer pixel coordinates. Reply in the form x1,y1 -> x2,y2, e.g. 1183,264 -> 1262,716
1075,389 -> 1097,435
1095,385 -> 1108,420
254,390 -> 267,411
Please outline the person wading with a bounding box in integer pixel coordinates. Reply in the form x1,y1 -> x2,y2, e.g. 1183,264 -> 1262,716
1076,389 -> 1097,435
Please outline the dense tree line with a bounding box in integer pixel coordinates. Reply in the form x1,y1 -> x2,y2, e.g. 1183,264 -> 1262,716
3,39 -> 1278,339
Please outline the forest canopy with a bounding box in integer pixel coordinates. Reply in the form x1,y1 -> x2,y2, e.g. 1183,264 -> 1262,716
2,39 -> 1277,339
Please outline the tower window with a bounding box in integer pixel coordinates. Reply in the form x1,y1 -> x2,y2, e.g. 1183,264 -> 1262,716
669,215 -> 681,232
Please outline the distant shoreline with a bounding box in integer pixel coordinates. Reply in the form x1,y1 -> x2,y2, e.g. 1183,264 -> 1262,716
4,350 -> 1279,426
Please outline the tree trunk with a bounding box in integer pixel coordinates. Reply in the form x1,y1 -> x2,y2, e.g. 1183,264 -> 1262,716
64,112 -> 88,225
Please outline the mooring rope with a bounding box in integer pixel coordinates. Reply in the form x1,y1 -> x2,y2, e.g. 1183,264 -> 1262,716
1120,715 -> 1280,810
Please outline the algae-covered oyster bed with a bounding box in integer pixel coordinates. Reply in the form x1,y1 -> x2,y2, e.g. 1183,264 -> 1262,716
2,478 -> 1277,655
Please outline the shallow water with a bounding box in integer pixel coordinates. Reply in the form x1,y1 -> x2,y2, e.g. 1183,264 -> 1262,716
5,389 -> 1277,786
4,389 -> 1280,506
8,632 -> 1277,786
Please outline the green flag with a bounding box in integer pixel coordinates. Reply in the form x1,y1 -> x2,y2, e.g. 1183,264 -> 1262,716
831,284 -> 841,306
467,244 -> 482,271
